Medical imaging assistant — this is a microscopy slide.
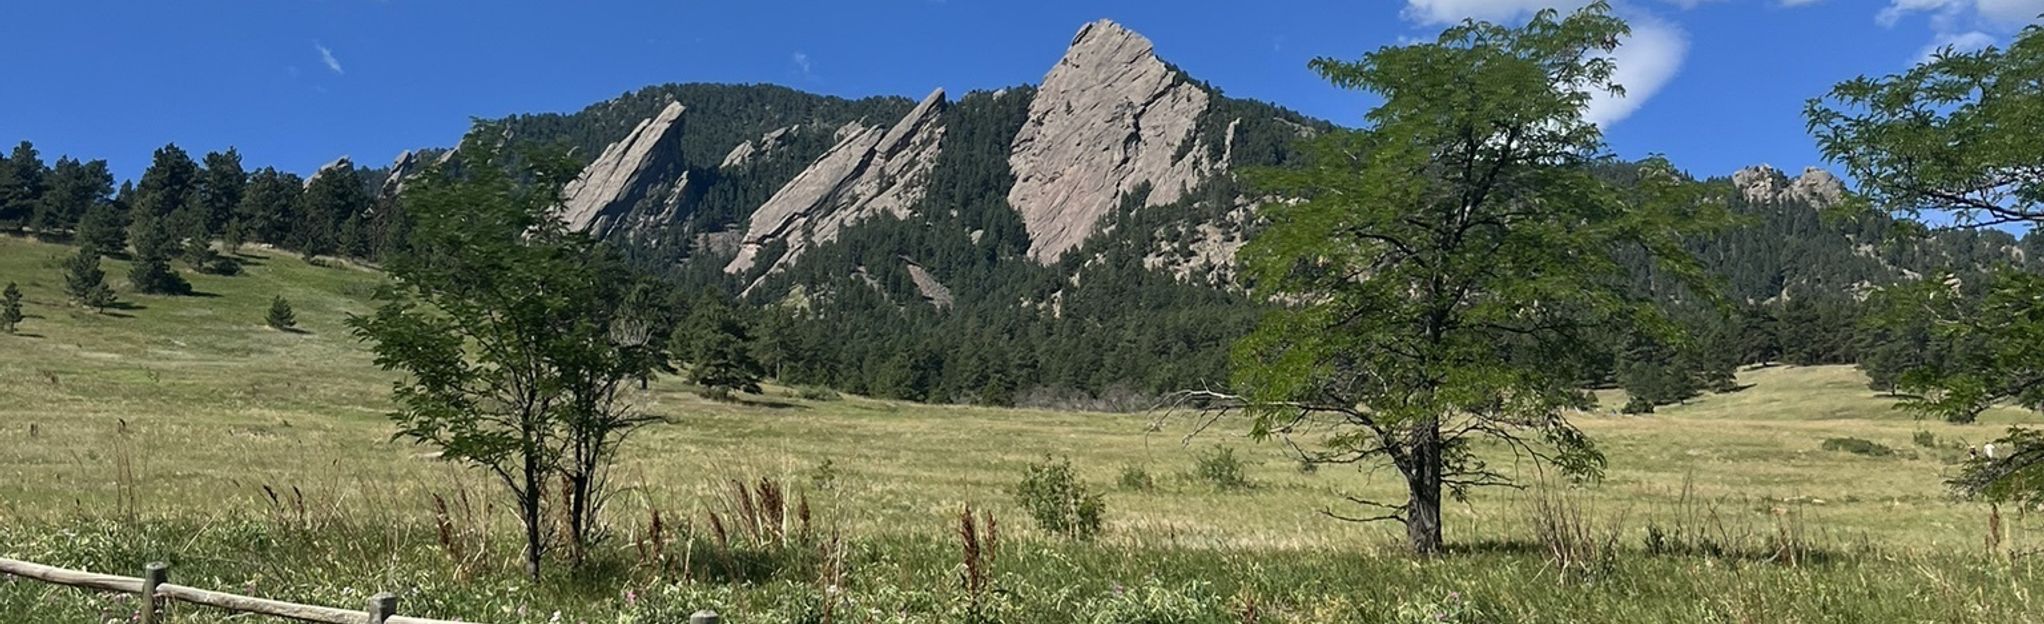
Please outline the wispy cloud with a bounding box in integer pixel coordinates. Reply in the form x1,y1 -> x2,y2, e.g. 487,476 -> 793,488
791,51 -> 814,78
315,42 -> 344,75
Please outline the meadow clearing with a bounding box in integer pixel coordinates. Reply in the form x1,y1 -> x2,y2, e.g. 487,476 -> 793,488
2,234 -> 2041,623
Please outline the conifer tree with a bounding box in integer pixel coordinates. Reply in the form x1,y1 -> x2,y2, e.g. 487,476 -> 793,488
266,295 -> 296,330
127,212 -> 191,295
1,282 -> 23,334
0,141 -> 47,225
63,248 -> 116,312
74,203 -> 127,256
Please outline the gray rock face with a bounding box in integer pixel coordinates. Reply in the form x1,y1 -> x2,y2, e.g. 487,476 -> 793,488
305,156 -> 353,189
725,88 -> 950,283
1007,19 -> 1225,264
1733,165 -> 1845,208
379,150 -> 419,200
903,258 -> 954,309
721,125 -> 800,170
559,101 -> 690,238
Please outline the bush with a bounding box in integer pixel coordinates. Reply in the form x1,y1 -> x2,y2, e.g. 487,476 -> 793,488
1015,456 -> 1105,540
1117,464 -> 1155,491
1821,437 -> 1895,457
266,296 -> 297,330
1192,446 -> 1250,490
1912,430 -> 1938,448
1621,396 -> 1657,415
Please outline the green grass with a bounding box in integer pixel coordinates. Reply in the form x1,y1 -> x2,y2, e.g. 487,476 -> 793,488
3,234 -> 2042,622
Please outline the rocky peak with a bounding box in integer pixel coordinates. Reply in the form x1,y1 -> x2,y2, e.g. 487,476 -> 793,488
558,101 -> 690,238
1006,19 -> 1226,264
379,150 -> 419,200
305,156 -> 353,189
1733,164 -> 1845,208
721,125 -> 800,170
725,88 -> 950,288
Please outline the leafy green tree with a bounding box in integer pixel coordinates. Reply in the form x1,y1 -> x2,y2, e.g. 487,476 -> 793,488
1196,4 -> 1715,554
63,247 -> 116,312
266,296 -> 296,330
1808,24 -> 2044,501
1,141 -> 47,225
2,282 -> 23,334
126,212 -> 191,295
674,298 -> 766,398
349,127 -> 666,578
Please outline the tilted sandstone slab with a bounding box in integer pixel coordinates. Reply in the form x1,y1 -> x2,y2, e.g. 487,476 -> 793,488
1733,164 -> 1845,208
725,89 -> 949,282
558,101 -> 689,238
721,124 -> 800,170
1007,19 -> 1223,264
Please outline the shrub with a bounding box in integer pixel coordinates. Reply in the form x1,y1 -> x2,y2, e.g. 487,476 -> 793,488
1117,464 -> 1155,491
1911,430 -> 1938,448
1821,437 -> 1895,457
1192,447 -> 1250,490
795,386 -> 841,401
1621,396 -> 1657,415
1015,456 -> 1105,540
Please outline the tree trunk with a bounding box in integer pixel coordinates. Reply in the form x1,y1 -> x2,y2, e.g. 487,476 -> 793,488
1405,423 -> 1445,556
521,457 -> 544,580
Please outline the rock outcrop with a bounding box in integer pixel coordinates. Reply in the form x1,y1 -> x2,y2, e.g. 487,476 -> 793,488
721,125 -> 800,170
1006,19 -> 1227,264
305,157 -> 353,189
1733,165 -> 1846,208
902,258 -> 954,309
559,101 -> 690,238
379,150 -> 419,200
725,89 -> 950,282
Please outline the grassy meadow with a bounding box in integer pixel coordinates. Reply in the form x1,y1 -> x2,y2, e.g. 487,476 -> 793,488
2,233 -> 2042,623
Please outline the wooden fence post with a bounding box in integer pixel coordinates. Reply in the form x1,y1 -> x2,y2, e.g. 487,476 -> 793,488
368,592 -> 398,624
139,562 -> 167,624
690,609 -> 720,624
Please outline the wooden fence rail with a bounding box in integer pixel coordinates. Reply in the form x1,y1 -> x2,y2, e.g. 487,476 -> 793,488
0,556 -> 724,623
0,556 -> 475,623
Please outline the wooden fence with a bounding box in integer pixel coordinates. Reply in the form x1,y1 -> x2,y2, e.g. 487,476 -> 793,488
0,556 -> 722,623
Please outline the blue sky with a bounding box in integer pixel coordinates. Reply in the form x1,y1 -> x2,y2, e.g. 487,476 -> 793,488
2,1 -> 2038,183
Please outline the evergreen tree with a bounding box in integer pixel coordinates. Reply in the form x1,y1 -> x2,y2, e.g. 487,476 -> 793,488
1,282 -> 22,334
236,168 -> 301,245
32,158 -> 112,236
0,141 -> 47,225
74,203 -> 128,256
266,295 -> 296,330
198,149 -> 246,235
127,212 -> 191,295
675,299 -> 766,398
63,248 -> 116,312
134,144 -> 199,222
296,164 -> 368,260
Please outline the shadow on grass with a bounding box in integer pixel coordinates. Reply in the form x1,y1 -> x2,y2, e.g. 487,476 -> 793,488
734,397 -> 808,410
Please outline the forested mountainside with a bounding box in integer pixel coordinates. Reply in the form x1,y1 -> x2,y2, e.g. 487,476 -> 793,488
2,18 -> 2037,408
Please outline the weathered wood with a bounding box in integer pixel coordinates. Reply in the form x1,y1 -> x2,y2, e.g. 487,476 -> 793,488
159,583 -> 367,623
370,592 -> 398,624
0,557 -> 145,594
140,562 -> 168,624
0,555 -> 486,624
691,610 -> 721,624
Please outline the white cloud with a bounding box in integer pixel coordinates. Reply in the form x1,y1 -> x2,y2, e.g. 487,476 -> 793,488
1917,29 -> 1999,59
1401,0 -> 1593,25
1976,0 -> 2044,25
1779,0 -> 1824,6
791,51 -> 813,77
1586,17 -> 1689,127
314,42 -> 343,75
1399,1 -> 1689,128
1879,0 -> 2042,28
